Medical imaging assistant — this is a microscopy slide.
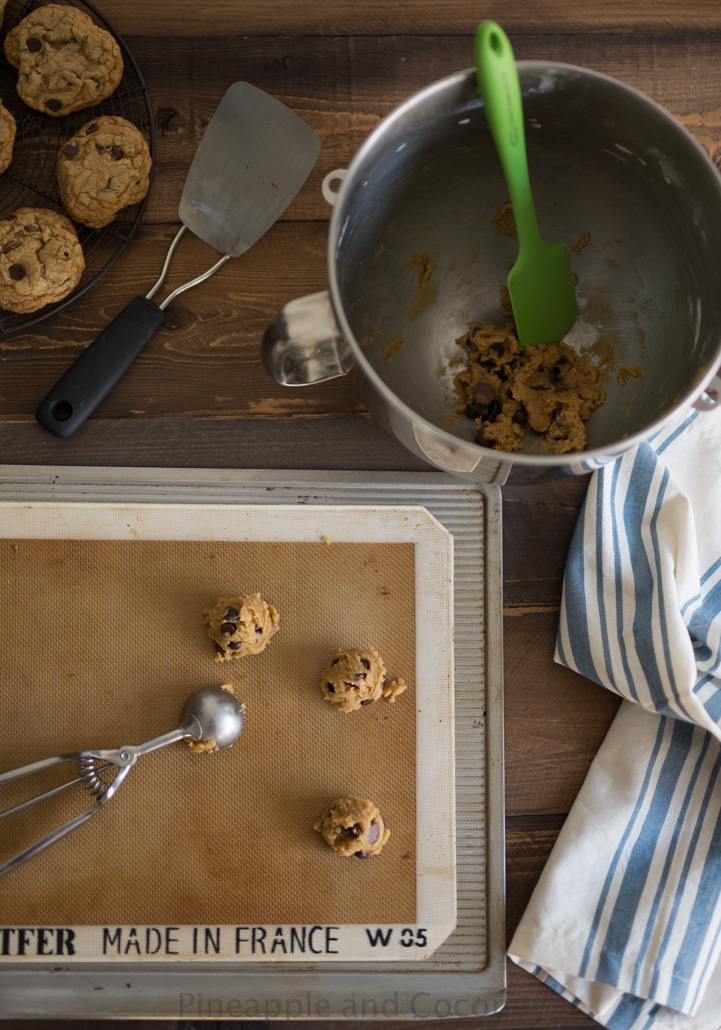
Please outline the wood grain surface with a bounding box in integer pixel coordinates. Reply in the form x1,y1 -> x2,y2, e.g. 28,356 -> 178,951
2,0 -> 719,1026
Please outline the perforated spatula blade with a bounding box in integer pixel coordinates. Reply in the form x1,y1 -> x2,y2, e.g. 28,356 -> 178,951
475,21 -> 577,348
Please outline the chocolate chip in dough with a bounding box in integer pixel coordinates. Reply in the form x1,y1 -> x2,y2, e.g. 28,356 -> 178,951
219,622 -> 236,635
368,820 -> 381,844
86,123 -> 100,134
348,824 -> 362,837
24,224 -> 40,232
64,144 -> 80,157
26,37 -> 42,52
512,405 -> 528,424
465,401 -> 490,420
360,698 -> 374,706
354,851 -> 372,859
228,640 -> 242,651
224,607 -> 239,620
214,642 -> 225,655
111,145 -> 124,160
472,380 -> 496,405
491,341 -> 506,357
8,265 -> 25,281
2,241 -> 20,254
46,99 -> 62,112
325,682 -> 335,693
361,658 -> 370,670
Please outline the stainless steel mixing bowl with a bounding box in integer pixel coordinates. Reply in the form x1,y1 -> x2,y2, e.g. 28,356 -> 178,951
264,64 -> 721,483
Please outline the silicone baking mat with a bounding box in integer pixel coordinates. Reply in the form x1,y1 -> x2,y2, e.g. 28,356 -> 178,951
0,502 -> 456,963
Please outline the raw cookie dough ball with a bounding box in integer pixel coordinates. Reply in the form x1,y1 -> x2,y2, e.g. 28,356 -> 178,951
313,796 -> 390,858
321,646 -> 385,712
204,593 -> 279,662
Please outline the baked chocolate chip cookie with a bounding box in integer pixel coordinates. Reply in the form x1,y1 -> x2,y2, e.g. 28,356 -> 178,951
0,99 -> 16,174
57,116 -> 152,228
4,4 -> 123,117
0,207 -> 85,314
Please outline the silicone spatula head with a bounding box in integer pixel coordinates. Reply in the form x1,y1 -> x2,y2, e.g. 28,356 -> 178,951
475,21 -> 577,348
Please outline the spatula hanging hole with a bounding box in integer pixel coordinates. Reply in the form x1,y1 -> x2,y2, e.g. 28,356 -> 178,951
50,401 -> 73,422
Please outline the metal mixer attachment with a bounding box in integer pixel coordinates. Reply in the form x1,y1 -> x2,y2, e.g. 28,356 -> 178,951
0,687 -> 244,878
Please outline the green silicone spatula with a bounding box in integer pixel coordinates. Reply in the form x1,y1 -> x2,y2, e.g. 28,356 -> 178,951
475,21 -> 577,348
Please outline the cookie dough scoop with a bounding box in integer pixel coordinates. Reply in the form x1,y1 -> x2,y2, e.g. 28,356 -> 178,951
0,686 -> 244,878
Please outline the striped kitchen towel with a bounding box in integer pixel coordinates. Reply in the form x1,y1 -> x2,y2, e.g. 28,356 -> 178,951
509,400 -> 721,1029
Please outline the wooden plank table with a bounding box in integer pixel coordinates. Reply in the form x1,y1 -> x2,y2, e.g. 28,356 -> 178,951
1,1 -> 717,1026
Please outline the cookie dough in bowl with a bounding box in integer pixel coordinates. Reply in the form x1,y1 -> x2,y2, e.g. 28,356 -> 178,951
313,796 -> 390,858
203,592 -> 279,661
455,322 -> 605,454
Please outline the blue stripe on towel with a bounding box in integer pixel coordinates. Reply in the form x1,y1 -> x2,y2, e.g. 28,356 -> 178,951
561,491 -> 596,680
700,555 -> 721,588
610,457 -> 641,703
605,993 -> 649,1030
649,744 -> 721,1000
595,470 -> 616,685
654,411 -> 699,454
700,675 -> 721,722
578,717 -> 668,978
622,447 -> 682,718
629,731 -> 711,995
595,719 -> 695,986
667,783 -> 721,1010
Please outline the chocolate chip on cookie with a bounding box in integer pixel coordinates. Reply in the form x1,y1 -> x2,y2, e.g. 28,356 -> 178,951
4,4 -> 123,117
0,208 -> 84,314
57,116 -> 152,229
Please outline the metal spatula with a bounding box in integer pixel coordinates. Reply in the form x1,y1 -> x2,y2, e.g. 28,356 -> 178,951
475,21 -> 577,348
36,82 -> 321,438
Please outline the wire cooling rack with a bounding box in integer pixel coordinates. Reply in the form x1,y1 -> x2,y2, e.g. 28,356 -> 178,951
0,0 -> 155,334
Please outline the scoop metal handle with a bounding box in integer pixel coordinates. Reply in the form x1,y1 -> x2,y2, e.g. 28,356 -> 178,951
0,687 -> 243,878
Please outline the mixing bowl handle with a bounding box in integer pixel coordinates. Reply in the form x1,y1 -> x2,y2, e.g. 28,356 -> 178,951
262,291 -> 356,386
692,375 -> 721,411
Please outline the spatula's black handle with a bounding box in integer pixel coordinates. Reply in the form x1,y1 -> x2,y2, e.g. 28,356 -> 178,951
35,296 -> 165,439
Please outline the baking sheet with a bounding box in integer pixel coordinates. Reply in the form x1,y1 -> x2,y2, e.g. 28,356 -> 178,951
0,502 -> 455,963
